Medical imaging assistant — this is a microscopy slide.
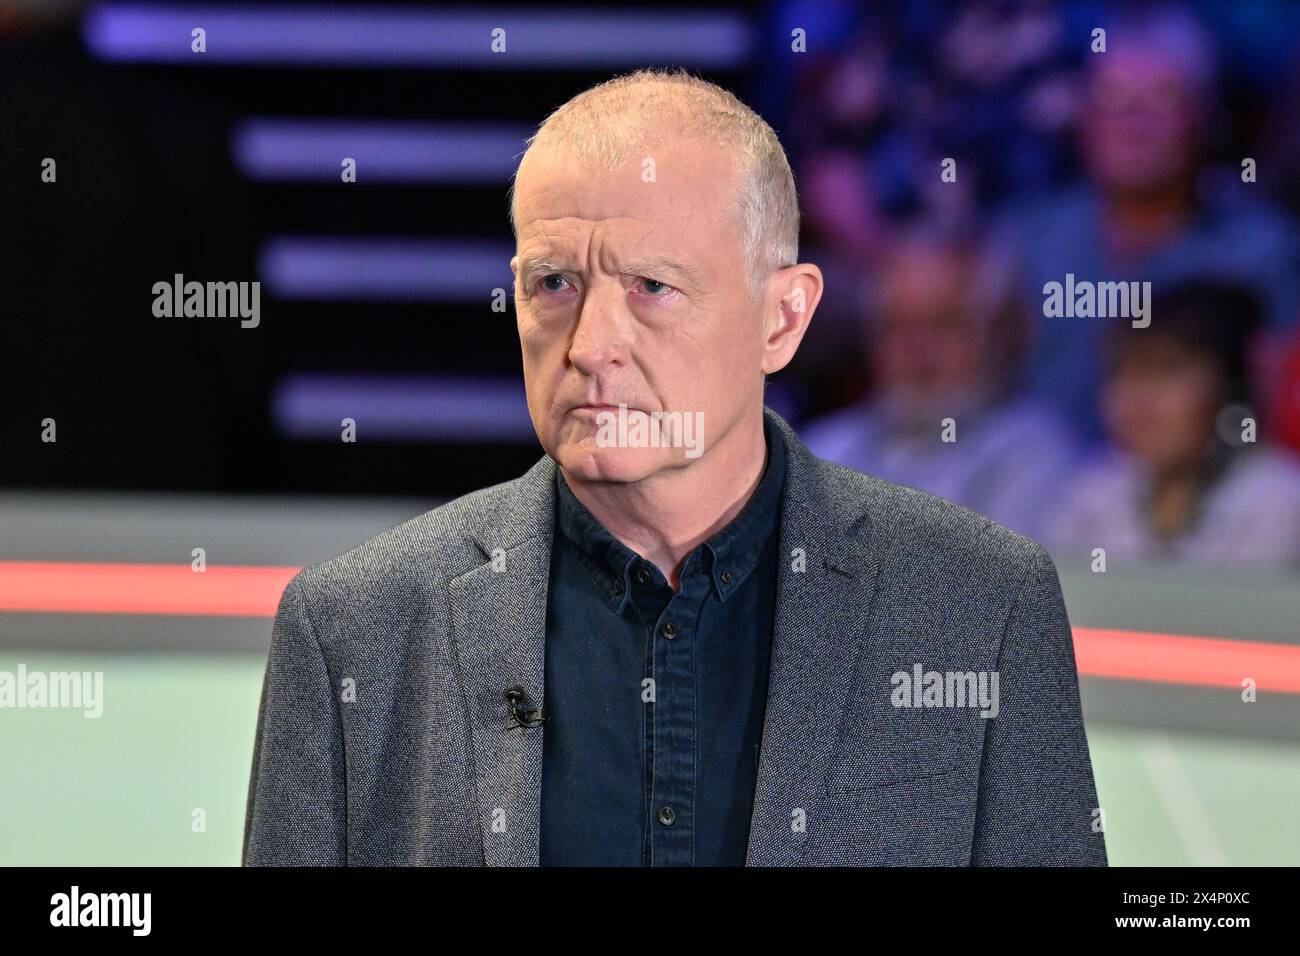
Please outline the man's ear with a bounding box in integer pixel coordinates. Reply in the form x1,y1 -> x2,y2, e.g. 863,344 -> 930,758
761,263 -> 824,375
510,255 -> 519,278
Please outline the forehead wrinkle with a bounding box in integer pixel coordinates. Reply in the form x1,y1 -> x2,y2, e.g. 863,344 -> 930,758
622,215 -> 668,263
519,214 -> 707,285
616,216 -> 706,283
597,214 -> 659,277
516,219 -> 588,276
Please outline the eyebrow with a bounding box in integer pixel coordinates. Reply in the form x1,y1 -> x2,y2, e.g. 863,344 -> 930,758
517,254 -> 567,279
622,256 -> 703,283
516,252 -> 705,287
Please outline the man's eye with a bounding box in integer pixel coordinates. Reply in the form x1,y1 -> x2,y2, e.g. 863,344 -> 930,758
641,278 -> 672,295
539,274 -> 570,293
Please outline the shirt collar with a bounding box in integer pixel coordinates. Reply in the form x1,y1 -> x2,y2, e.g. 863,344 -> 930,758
555,416 -> 786,609
555,473 -> 642,612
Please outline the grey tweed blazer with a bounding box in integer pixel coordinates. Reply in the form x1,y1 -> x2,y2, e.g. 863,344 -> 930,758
243,407 -> 1107,866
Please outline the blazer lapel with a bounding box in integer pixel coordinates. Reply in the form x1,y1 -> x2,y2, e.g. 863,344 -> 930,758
449,455 -> 556,866
746,410 -> 886,865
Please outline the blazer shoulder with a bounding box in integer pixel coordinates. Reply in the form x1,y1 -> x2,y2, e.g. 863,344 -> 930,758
286,471 -> 545,620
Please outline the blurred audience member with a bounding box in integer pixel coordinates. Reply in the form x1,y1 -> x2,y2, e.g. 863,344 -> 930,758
801,230 -> 1079,540
999,3 -> 1300,444
781,0 -> 1079,419
1047,282 -> 1300,565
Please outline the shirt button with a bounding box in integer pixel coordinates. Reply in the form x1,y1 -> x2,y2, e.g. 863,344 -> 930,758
661,621 -> 678,639
720,569 -> 733,585
657,806 -> 676,826
633,566 -> 650,585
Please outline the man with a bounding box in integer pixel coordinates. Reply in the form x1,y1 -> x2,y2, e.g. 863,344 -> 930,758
999,4 -> 1299,445
803,229 -> 1080,542
244,69 -> 1106,866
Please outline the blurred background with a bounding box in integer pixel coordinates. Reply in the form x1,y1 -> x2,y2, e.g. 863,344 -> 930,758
2,0 -> 1299,865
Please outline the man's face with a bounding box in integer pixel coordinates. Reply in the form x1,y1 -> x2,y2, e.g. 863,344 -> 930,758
512,137 -> 768,484
1082,51 -> 1199,195
871,250 -> 987,419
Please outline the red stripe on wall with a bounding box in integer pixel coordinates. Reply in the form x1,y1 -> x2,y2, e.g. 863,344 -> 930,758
0,561 -> 299,617
2,562 -> 1298,693
1071,627 -> 1300,693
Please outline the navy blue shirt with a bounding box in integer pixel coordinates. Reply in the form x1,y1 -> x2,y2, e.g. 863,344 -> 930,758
539,421 -> 786,866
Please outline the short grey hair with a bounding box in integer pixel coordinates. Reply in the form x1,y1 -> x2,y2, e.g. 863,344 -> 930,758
508,68 -> 800,298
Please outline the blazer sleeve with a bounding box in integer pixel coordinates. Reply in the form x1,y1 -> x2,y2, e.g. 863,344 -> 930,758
970,545 -> 1109,866
242,574 -> 348,865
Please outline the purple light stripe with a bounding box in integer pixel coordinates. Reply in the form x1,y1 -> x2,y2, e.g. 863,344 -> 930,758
260,237 -> 514,302
83,3 -> 752,68
273,373 -> 536,442
233,119 -> 531,182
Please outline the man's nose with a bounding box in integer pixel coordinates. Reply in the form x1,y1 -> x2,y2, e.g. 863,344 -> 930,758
568,282 -> 631,373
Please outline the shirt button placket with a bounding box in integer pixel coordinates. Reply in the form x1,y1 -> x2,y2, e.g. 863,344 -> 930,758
651,588 -> 695,866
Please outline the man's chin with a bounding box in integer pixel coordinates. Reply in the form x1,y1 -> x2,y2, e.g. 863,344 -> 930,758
555,443 -> 681,485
